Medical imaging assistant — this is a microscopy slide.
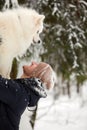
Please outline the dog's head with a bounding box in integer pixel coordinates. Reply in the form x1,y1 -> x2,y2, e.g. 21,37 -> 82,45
32,14 -> 45,44
18,8 -> 45,45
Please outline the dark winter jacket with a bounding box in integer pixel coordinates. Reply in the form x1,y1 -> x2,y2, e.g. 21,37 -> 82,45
0,75 -> 47,130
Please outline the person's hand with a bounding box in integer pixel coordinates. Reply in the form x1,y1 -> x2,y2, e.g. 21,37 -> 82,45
28,89 -> 41,107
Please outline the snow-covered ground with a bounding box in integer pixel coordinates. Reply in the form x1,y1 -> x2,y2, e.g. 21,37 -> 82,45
34,85 -> 87,130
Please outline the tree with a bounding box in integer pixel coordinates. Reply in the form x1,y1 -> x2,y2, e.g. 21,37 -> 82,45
36,0 -> 87,95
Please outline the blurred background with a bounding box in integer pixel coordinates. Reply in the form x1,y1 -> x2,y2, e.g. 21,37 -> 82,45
0,0 -> 87,130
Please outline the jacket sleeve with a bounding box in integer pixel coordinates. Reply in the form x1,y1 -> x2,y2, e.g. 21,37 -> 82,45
0,76 -> 27,108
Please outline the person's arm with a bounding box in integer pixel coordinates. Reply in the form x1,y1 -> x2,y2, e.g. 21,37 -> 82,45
0,75 -> 29,115
0,76 -> 15,104
0,75 -> 26,107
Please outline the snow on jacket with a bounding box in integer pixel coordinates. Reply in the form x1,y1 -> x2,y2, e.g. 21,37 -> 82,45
0,75 -> 47,130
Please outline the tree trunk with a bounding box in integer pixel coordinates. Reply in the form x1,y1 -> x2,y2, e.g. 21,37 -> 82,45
76,82 -> 80,93
10,58 -> 18,79
67,81 -> 71,98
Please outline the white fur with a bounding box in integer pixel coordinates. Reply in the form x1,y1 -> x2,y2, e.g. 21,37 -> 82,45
0,7 -> 45,78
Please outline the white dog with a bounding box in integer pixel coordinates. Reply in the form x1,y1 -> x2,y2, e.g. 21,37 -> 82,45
0,7 -> 45,78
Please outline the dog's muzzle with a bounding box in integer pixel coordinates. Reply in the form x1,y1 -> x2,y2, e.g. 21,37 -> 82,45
33,39 -> 41,44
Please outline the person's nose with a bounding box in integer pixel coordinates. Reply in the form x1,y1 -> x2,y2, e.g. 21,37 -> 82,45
23,65 -> 28,69
32,61 -> 38,65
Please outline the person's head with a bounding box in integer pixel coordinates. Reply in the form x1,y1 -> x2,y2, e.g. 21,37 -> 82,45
21,61 -> 54,89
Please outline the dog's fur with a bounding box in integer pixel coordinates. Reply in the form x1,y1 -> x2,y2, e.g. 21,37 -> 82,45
0,7 -> 45,78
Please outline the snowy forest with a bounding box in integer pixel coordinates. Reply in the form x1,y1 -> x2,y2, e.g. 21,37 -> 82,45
0,0 -> 87,130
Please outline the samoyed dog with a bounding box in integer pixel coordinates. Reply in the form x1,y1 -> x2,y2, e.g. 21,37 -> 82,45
0,7 -> 45,78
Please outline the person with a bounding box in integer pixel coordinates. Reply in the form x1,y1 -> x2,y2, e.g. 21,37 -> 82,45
21,61 -> 54,89
0,61 -> 54,130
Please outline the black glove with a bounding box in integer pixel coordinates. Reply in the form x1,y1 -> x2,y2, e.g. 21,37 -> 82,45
26,78 -> 47,107
28,89 -> 41,107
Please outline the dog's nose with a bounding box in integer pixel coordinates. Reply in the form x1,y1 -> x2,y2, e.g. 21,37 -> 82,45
38,40 -> 41,44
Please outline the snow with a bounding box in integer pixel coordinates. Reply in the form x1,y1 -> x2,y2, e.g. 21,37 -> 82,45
34,85 -> 87,130
69,4 -> 76,8
3,0 -> 18,9
52,3 -> 58,15
75,42 -> 82,48
72,55 -> 79,69
79,0 -> 87,6
5,80 -> 8,85
19,109 -> 33,130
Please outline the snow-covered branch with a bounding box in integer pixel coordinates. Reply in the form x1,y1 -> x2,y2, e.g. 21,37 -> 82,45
3,0 -> 19,10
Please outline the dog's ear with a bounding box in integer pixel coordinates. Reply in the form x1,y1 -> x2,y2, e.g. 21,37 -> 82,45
39,15 -> 45,21
34,15 -> 45,26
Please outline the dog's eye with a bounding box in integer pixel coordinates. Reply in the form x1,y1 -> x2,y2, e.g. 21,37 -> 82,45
37,31 -> 39,34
